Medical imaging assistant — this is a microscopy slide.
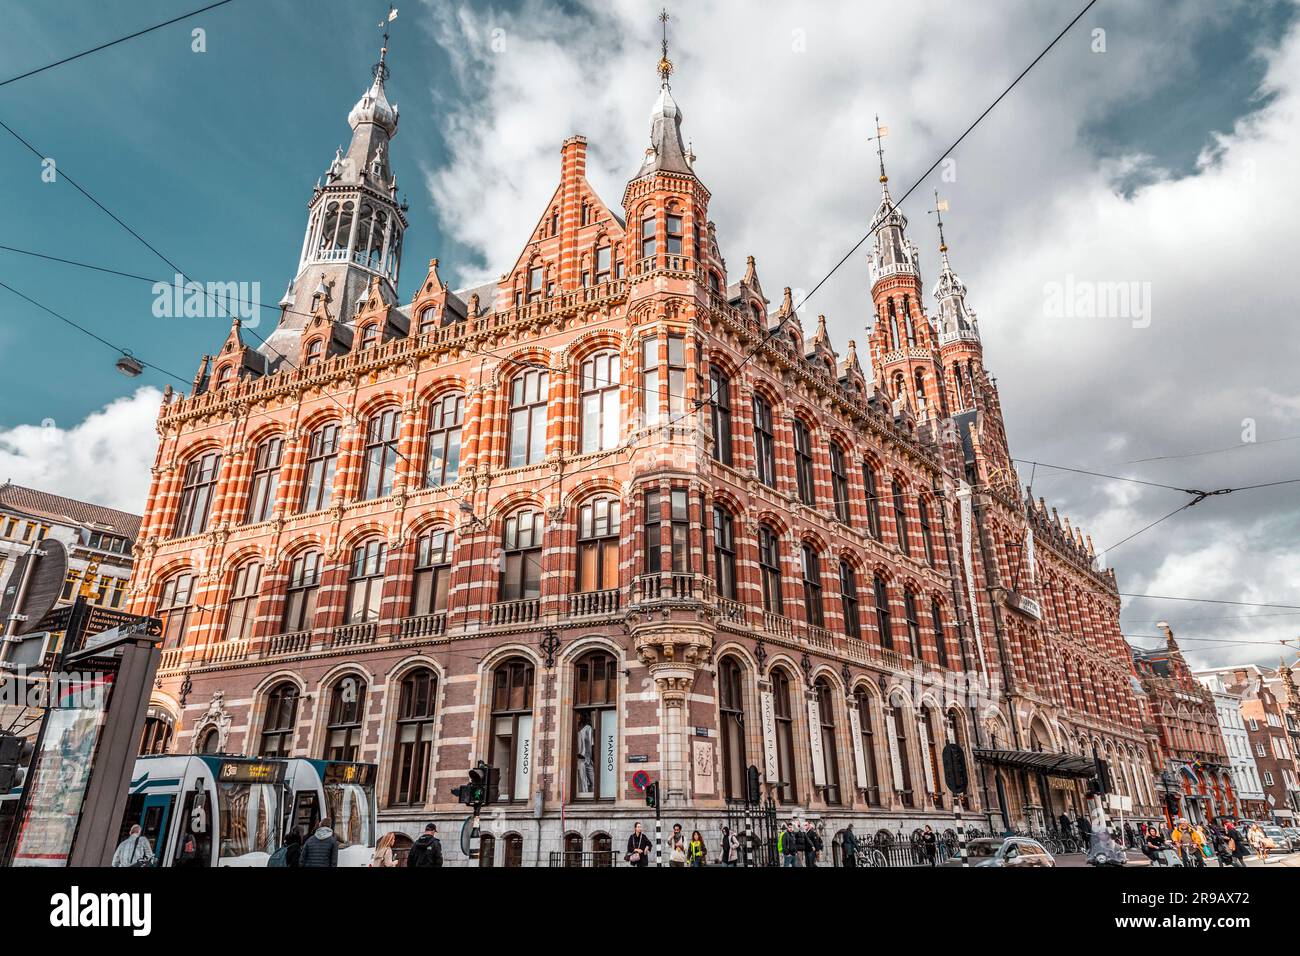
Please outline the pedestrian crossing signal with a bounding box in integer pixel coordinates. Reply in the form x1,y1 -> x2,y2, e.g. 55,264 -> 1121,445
644,780 -> 659,810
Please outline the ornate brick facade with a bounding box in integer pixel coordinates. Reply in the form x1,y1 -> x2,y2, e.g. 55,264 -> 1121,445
128,36 -> 1163,863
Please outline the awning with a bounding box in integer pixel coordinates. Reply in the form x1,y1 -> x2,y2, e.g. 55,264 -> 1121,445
973,748 -> 1097,779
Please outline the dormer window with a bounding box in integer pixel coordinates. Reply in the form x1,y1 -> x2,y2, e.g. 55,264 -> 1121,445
418,307 -> 438,336
708,271 -> 720,293
216,365 -> 233,387
305,339 -> 323,364
360,324 -> 379,350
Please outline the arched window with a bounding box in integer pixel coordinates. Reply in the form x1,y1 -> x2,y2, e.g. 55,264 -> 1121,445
478,833 -> 496,867
577,497 -> 620,593
500,509 -> 543,601
892,480 -> 909,555
752,394 -> 776,487
158,571 -> 194,648
197,728 -> 221,754
390,668 -> 438,806
830,443 -> 850,523
216,364 -> 232,387
772,669 -> 798,804
224,560 -> 262,642
139,711 -> 174,755
793,420 -> 815,506
718,657 -> 747,800
283,550 -> 321,632
591,832 -> 613,868
862,461 -> 882,539
503,833 -> 523,868
410,529 -> 452,618
890,695 -> 914,807
758,525 -> 783,613
712,506 -> 736,600
580,351 -> 620,453
873,574 -> 893,649
305,338 -> 323,364
174,451 -> 221,537
815,678 -> 842,805
918,497 -> 936,566
903,589 -> 922,657
508,369 -> 549,467
245,437 -> 283,524
801,544 -> 824,628
888,299 -> 900,350
904,295 -> 916,347
425,392 -> 464,487
324,676 -> 366,761
573,651 -> 618,800
708,366 -> 732,466
259,682 -> 299,757
931,599 -> 948,668
359,324 -> 379,350
362,408 -> 401,499
855,690 -> 881,805
300,423 -> 340,513
345,539 -> 387,624
490,658 -> 535,802
920,705 -> 943,804
839,561 -> 860,638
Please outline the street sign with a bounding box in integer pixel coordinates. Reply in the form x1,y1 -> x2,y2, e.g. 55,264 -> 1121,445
632,769 -> 650,791
0,538 -> 67,637
942,743 -> 968,795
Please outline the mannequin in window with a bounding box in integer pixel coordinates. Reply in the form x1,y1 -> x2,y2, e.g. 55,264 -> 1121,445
576,711 -> 595,795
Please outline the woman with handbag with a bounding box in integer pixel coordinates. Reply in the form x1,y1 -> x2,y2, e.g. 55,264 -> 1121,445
625,822 -> 652,867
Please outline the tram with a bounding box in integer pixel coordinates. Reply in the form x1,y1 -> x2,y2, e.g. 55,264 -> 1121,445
283,758 -> 377,867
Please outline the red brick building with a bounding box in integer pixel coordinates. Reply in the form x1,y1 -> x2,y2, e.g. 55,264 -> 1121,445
128,32 -> 1160,863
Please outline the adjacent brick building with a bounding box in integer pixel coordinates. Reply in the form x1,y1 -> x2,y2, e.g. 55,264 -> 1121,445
127,33 -> 1162,864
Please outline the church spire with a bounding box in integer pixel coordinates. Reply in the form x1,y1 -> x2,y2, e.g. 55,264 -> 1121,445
931,192 -> 978,344
635,8 -> 693,178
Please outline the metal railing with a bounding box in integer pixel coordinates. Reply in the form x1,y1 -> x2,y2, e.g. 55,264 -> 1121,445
547,850 -> 618,867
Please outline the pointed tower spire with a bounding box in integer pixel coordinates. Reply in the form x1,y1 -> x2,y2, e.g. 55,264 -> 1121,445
636,7 -> 693,177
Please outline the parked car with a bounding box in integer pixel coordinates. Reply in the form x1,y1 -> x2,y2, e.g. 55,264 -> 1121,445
1281,827 -> 1300,851
941,837 -> 1056,868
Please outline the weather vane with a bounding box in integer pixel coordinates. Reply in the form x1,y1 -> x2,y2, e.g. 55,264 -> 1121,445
868,114 -> 889,184
657,8 -> 673,87
374,4 -> 398,80
929,190 -> 950,251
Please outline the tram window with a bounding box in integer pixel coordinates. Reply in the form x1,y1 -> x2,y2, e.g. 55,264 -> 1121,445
293,791 -> 321,839
179,791 -> 213,867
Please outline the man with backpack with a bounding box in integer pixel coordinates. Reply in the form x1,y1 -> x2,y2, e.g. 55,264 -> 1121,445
406,822 -> 443,867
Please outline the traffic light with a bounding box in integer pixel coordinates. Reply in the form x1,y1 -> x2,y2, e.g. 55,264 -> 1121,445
482,764 -> 500,806
644,780 -> 659,810
450,763 -> 500,808
746,765 -> 761,805
0,733 -> 34,792
1092,757 -> 1112,796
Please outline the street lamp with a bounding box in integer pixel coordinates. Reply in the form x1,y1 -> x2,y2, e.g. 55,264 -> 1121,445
115,351 -> 144,377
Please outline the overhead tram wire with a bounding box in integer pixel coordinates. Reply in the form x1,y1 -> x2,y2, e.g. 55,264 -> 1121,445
0,0 -> 237,90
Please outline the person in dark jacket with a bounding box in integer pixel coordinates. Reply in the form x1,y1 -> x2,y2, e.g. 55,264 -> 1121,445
300,818 -> 340,868
803,822 -> 822,868
779,823 -> 800,867
842,825 -> 859,868
1058,812 -> 1072,836
625,822 -> 652,867
406,823 -> 444,867
1076,813 -> 1093,847
282,829 -> 302,867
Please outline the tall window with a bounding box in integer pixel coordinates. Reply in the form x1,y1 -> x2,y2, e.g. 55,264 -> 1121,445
891,698 -> 914,807
282,550 -> 321,632
793,420 -> 815,506
645,488 -> 689,574
158,572 -> 194,648
752,394 -> 776,487
758,525 -> 783,613
918,497 -> 936,566
667,335 -> 686,419
718,657 -> 747,801
362,408 -> 401,499
921,705 -> 943,803
490,658 -> 535,802
508,370 -> 549,467
931,599 -> 948,667
174,451 -> 221,537
773,669 -> 798,804
816,678 -> 842,805
324,677 -> 366,761
573,652 -> 618,800
245,438 -> 282,524
665,210 -> 683,254
576,497 -> 620,592
863,461 -> 882,539
345,539 -> 387,624
801,544 -> 824,628
527,265 -> 543,303
640,212 -> 655,259
855,690 -> 880,805
224,560 -> 261,642
425,393 -> 464,487
830,443 -> 850,523
259,682 -> 299,758
839,561 -> 860,638
300,423 -> 339,512
641,337 -> 660,426
390,668 -> 438,805
580,351 -> 620,453
139,713 -> 174,755
904,589 -> 922,657
873,574 -> 893,649
892,479 -> 909,555
708,366 -> 733,466
412,530 -> 453,616
595,244 -> 611,283
712,506 -> 736,600
500,509 -> 543,601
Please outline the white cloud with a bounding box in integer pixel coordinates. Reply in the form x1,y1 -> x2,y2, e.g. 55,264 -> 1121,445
0,387 -> 161,514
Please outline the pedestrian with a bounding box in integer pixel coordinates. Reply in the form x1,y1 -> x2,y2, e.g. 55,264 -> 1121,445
803,821 -> 822,868
668,823 -> 688,867
688,830 -> 708,867
1188,824 -> 1206,867
406,823 -> 444,867
1226,822 -> 1249,866
1123,821 -> 1136,849
300,817 -> 340,867
718,825 -> 740,866
268,829 -> 300,867
370,831 -> 400,868
625,821 -> 652,866
779,822 -> 800,867
111,824 -> 154,868
1143,824 -> 1167,866
842,825 -> 859,868
1076,812 -> 1093,849
1058,812 -> 1071,836
921,825 -> 938,866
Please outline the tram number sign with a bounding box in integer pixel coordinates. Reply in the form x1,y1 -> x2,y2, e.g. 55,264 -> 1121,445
219,760 -> 286,784
632,770 -> 650,791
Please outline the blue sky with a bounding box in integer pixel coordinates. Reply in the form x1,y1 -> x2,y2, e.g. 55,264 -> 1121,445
1,0 -> 1298,669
